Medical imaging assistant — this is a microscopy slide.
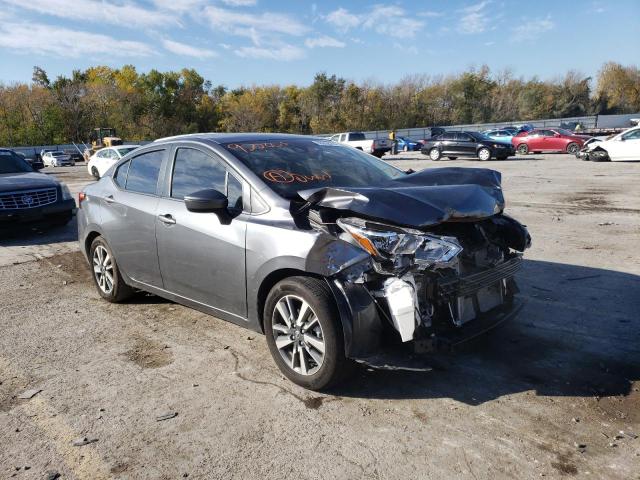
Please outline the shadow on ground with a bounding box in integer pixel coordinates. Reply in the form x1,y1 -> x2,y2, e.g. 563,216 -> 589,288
0,220 -> 77,246
333,259 -> 640,406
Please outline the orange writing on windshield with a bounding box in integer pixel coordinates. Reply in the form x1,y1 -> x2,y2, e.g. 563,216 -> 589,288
263,169 -> 332,184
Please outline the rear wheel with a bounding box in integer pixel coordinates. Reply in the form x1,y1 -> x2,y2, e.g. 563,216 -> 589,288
566,142 -> 579,154
517,144 -> 529,155
264,276 -> 351,390
477,147 -> 492,161
89,236 -> 134,303
429,148 -> 442,161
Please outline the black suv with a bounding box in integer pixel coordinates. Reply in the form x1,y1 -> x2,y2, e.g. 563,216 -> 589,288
0,149 -> 76,227
421,131 -> 515,161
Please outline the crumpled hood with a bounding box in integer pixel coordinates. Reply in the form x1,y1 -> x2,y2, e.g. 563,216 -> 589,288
298,167 -> 505,229
0,171 -> 59,193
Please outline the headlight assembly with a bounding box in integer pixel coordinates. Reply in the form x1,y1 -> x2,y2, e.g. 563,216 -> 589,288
336,217 -> 461,265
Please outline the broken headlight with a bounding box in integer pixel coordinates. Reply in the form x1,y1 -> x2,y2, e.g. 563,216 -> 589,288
336,217 -> 461,265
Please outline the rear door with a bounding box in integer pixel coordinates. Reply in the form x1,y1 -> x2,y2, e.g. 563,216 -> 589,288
155,145 -> 248,320
99,148 -> 166,287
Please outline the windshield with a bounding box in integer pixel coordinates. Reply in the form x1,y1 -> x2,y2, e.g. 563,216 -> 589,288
116,147 -> 138,156
222,139 -> 406,199
0,151 -> 34,174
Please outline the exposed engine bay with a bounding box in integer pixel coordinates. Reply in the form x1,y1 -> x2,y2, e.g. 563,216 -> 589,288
296,167 -> 531,361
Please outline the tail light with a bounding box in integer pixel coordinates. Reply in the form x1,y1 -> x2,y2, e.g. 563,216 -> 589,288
78,192 -> 86,207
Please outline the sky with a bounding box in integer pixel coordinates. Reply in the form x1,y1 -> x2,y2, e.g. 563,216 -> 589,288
0,0 -> 638,87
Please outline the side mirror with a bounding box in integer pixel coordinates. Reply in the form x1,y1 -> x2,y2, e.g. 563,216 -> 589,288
184,188 -> 228,213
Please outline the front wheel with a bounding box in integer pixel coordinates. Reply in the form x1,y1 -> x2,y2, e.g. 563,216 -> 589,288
429,148 -> 442,161
566,142 -> 579,155
91,166 -> 100,179
264,276 -> 351,391
89,236 -> 134,303
517,144 -> 529,155
477,147 -> 492,161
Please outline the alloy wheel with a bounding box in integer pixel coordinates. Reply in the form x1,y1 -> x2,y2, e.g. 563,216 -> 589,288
478,148 -> 491,161
93,245 -> 114,294
272,295 -> 325,376
429,148 -> 441,160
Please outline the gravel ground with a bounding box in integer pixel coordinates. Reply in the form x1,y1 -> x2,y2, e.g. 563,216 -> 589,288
0,155 -> 639,479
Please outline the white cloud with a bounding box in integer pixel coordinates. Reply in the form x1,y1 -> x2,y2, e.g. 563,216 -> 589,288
203,6 -> 308,38
512,16 -> 554,42
418,11 -> 443,18
221,0 -> 257,5
325,5 -> 424,38
0,22 -> 153,57
325,7 -> 361,30
2,0 -> 175,27
304,35 -> 345,48
152,0 -> 205,11
162,39 -> 217,58
458,1 -> 490,34
235,44 -> 305,61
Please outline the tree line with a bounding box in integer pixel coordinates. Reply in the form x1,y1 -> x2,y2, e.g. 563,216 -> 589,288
0,62 -> 638,146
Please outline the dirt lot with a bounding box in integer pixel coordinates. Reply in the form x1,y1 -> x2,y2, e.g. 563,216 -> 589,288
1,155 -> 639,479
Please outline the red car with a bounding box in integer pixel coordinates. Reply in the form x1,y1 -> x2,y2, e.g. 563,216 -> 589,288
512,128 -> 589,155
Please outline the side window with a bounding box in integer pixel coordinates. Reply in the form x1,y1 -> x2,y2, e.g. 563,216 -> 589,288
457,133 -> 472,142
622,129 -> 640,140
171,148 -> 226,200
113,160 -> 130,188
441,133 -> 455,141
227,173 -> 244,211
108,150 -> 119,159
125,150 -> 163,195
339,134 -> 346,142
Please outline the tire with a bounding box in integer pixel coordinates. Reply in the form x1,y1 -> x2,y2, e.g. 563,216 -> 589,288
517,144 -> 529,155
566,142 -> 579,155
429,148 -> 442,161
89,236 -> 134,303
403,145 -> 408,152
91,166 -> 100,179
52,160 -> 58,167
264,276 -> 352,391
477,147 -> 492,161
447,156 -> 458,160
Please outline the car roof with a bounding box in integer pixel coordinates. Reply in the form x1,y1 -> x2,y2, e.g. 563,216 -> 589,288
153,132 -> 323,145
112,144 -> 140,149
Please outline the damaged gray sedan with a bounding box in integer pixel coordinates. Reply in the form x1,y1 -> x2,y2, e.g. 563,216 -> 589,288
77,133 -> 531,390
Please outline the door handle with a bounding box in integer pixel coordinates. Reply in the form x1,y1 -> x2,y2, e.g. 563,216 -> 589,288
104,195 -> 114,204
158,214 -> 176,225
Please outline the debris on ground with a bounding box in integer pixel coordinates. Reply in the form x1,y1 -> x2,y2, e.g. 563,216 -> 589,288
72,437 -> 98,446
45,471 -> 61,480
156,412 -> 178,422
17,388 -> 42,399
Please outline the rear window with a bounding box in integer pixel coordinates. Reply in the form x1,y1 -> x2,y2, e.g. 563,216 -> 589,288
51,152 -> 65,157
221,139 -> 405,199
348,133 -> 366,141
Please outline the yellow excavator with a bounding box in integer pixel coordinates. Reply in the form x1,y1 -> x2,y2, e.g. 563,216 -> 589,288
83,128 -> 123,161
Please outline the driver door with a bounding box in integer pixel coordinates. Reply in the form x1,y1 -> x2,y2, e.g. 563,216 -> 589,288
155,145 -> 248,320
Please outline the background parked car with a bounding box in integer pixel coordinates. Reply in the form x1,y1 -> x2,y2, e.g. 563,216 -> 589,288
330,132 -> 391,157
421,131 -> 515,161
512,128 -> 589,154
0,148 -> 75,227
582,126 -> 640,162
43,151 -> 75,167
16,151 -> 44,170
483,129 -> 515,144
65,150 -> 84,164
396,136 -> 420,152
87,145 -> 140,178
